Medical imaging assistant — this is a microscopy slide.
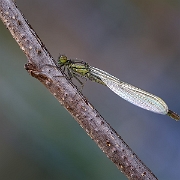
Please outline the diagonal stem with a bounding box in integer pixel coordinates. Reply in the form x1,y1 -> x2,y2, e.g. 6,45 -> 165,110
0,0 -> 157,179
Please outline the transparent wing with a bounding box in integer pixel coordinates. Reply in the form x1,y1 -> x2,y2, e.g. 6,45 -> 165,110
90,66 -> 168,115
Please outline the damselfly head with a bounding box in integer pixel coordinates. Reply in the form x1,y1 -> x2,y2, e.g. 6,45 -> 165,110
58,55 -> 68,65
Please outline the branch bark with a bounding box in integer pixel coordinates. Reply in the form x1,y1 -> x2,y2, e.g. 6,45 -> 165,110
0,0 -> 157,179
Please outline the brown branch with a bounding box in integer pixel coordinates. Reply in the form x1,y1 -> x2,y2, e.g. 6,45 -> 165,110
0,0 -> 157,179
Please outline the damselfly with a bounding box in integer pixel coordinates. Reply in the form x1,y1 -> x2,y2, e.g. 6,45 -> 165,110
56,55 -> 180,121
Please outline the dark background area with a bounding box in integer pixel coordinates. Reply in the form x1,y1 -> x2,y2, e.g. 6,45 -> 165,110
0,0 -> 180,179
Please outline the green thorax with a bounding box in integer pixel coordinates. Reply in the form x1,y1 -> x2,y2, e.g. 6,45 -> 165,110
58,55 -> 105,85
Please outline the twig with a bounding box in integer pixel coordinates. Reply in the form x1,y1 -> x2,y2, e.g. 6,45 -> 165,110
0,0 -> 158,179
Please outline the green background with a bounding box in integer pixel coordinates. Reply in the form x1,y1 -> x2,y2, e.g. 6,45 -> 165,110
0,0 -> 180,179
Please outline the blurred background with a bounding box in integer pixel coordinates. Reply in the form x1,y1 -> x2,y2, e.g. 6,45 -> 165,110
0,0 -> 180,179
